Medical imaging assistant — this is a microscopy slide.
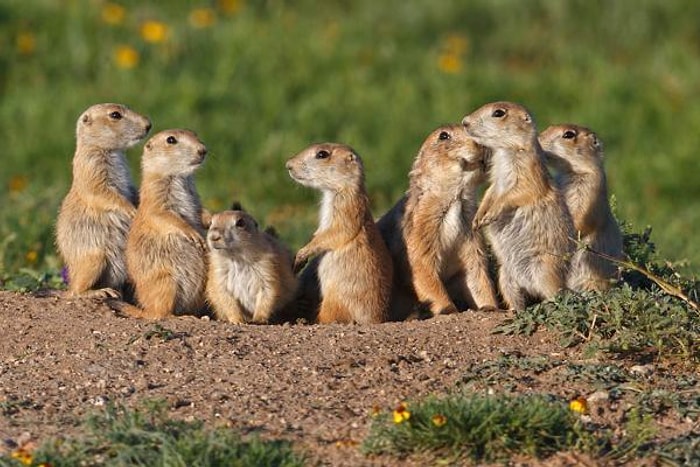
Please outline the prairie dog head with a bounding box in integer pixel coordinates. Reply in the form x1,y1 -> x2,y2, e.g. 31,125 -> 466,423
462,101 -> 537,150
539,124 -> 604,174
286,143 -> 364,191
76,103 -> 151,150
141,129 -> 207,176
413,124 -> 489,177
207,210 -> 262,257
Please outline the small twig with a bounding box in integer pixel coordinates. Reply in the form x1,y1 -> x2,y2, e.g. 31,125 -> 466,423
582,242 -> 699,313
586,313 -> 598,342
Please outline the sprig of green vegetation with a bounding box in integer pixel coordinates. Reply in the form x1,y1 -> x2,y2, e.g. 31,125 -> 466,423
363,393 -> 580,462
14,401 -> 304,467
362,391 -> 686,465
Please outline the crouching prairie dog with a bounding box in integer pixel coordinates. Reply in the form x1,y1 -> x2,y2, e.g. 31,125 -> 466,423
462,101 -> 574,310
286,143 -> 393,324
206,209 -> 298,324
112,129 -> 209,319
539,124 -> 623,291
56,103 -> 151,298
377,125 -> 497,318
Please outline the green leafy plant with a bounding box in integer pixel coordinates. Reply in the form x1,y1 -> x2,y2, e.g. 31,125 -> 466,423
363,393 -> 580,463
13,402 -> 305,467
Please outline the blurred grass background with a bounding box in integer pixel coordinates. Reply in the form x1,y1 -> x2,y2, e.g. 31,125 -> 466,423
1,0 -> 699,279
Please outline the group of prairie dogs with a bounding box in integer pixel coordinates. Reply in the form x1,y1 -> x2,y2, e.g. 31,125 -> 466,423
56,101 -> 623,324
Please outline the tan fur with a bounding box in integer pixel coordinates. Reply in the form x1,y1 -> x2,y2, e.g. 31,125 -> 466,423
118,129 -> 209,319
56,103 -> 151,298
377,125 -> 497,318
286,143 -> 393,324
206,210 -> 298,324
462,102 -> 574,310
539,124 -> 623,291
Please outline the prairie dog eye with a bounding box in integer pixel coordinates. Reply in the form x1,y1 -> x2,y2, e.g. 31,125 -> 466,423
109,111 -> 123,120
562,130 -> 577,139
438,131 -> 451,141
234,218 -> 246,228
315,150 -> 330,159
491,108 -> 506,118
166,136 -> 178,145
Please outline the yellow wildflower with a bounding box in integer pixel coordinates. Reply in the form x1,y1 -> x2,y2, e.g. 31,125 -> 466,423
26,250 -> 38,264
114,45 -> 139,69
11,448 -> 33,465
16,32 -> 36,56
569,396 -> 589,414
431,414 -> 447,427
438,53 -> 462,74
9,174 -> 28,194
392,402 -> 410,424
444,33 -> 469,55
189,8 -> 217,28
102,2 -> 126,25
140,20 -> 169,44
218,0 -> 244,15
335,439 -> 358,448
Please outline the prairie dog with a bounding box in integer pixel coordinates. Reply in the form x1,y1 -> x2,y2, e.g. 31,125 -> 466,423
116,129 -> 209,319
206,209 -> 298,324
377,125 -> 497,317
286,143 -> 393,324
56,103 -> 151,298
462,101 -> 574,310
539,124 -> 623,291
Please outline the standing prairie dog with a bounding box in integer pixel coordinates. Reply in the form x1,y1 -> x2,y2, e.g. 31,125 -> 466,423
539,124 -> 623,291
56,103 -> 151,298
115,129 -> 209,319
286,143 -> 393,324
377,125 -> 497,318
462,101 -> 574,310
206,209 -> 298,324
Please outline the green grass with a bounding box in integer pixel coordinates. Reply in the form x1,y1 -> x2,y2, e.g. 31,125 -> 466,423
363,388 -> 699,464
362,391 -> 673,464
0,401 -> 305,467
1,0 -> 699,279
363,393 -> 580,462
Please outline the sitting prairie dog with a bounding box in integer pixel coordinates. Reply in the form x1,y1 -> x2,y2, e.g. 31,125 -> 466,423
286,143 -> 393,324
462,101 -> 574,310
113,129 -> 209,319
377,125 -> 497,318
206,209 -> 298,324
55,103 -> 151,298
539,124 -> 623,291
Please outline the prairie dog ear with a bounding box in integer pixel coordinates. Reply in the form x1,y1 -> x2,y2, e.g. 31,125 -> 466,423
81,113 -> 91,125
145,141 -> 152,151
523,113 -> 532,123
347,151 -> 358,163
591,134 -> 601,148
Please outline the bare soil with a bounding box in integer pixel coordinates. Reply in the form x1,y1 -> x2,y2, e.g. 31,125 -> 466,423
0,291 -> 696,466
